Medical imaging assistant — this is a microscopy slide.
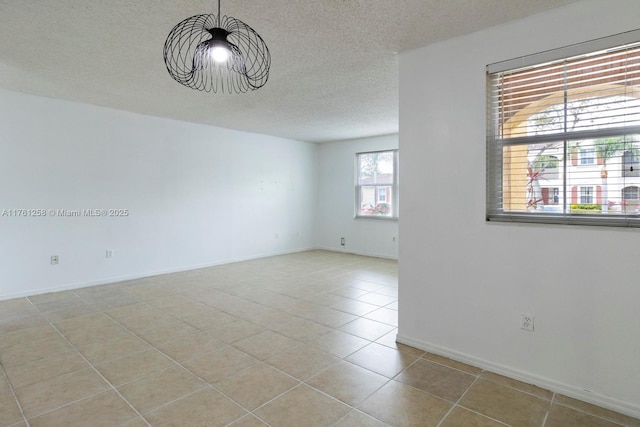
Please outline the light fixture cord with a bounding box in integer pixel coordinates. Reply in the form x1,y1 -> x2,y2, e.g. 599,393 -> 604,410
217,0 -> 221,26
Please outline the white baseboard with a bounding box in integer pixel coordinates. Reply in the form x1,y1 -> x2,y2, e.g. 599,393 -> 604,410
0,246 -> 316,301
314,245 -> 398,260
396,334 -> 640,420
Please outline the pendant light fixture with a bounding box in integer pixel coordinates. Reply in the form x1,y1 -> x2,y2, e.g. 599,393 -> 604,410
163,0 -> 270,94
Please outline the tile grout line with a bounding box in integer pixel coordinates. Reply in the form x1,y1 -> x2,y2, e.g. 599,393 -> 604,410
220,339 -> 366,419
100,310 -> 260,422
330,409 -> 380,427
19,389 -> 118,423
549,389 -> 640,426
551,399 -> 633,427
416,355 -> 481,377
0,358 -> 31,427
248,383 -> 309,424
540,392 -> 556,427
23,280 -> 406,424
452,371 -> 552,427
433,374 -> 514,427
103,307 -> 308,424
194,269 -> 396,328
318,350 -> 419,425
224,288 -> 399,426
47,321 -> 152,427
290,310 -> 415,426
474,372 -> 556,403
341,341 -> 425,380
16,254 -> 635,426
434,375 -> 479,427
200,283 -> 395,359
541,406 -> 550,426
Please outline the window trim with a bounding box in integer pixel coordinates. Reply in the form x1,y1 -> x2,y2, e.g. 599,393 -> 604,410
579,148 -> 595,165
487,29 -> 640,75
579,186 -> 594,204
623,185 -> 640,200
355,149 -> 399,220
486,29 -> 640,228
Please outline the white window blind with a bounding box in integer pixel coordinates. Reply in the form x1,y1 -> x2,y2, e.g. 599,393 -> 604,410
487,30 -> 640,227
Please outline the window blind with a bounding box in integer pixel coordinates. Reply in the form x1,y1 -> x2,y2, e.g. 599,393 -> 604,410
487,30 -> 640,227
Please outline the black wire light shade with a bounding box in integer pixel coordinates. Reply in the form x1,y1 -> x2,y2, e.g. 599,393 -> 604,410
163,3 -> 270,94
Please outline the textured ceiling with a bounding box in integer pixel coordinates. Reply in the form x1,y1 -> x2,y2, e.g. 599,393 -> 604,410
0,0 -> 578,143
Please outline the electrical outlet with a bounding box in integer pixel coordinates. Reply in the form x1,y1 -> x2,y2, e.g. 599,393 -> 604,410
106,250 -> 113,259
50,255 -> 59,265
340,237 -> 345,246
521,314 -> 535,331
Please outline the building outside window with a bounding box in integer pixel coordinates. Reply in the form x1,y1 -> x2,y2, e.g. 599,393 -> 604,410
356,150 -> 398,218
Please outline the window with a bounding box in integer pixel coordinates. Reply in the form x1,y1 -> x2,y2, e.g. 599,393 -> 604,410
580,187 -> 593,204
541,187 -> 559,205
378,187 -> 387,202
356,150 -> 398,218
487,30 -> 640,227
579,148 -> 595,165
623,150 -> 640,177
623,186 -> 640,200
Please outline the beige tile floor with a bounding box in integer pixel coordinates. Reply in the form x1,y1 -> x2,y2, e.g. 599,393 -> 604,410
0,250 -> 638,427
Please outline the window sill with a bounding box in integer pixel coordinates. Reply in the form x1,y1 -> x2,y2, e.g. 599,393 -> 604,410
354,215 -> 399,222
487,212 -> 640,228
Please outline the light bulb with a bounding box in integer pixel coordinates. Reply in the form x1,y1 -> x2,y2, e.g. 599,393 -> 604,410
210,46 -> 231,63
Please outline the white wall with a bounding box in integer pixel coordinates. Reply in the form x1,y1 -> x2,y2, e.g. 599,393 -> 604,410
316,134 -> 398,259
398,0 -> 640,417
0,90 -> 316,299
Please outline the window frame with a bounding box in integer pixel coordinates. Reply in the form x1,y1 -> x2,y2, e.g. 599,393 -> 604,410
355,149 -> 399,220
378,187 -> 388,202
579,186 -> 594,204
486,29 -> 640,228
623,185 -> 640,200
623,150 -> 640,177
579,148 -> 595,165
